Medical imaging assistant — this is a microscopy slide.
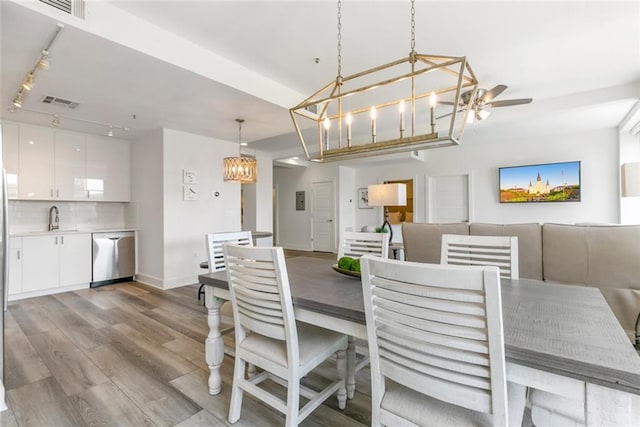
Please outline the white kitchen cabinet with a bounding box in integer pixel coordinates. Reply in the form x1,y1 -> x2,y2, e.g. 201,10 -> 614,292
58,233 -> 92,287
1,123 -> 20,199
21,233 -> 91,293
18,125 -> 55,200
55,131 -> 87,200
8,237 -> 22,296
86,135 -> 131,202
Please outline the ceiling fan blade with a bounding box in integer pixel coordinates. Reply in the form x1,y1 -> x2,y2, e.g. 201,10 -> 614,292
439,100 -> 461,106
486,98 -> 533,108
480,84 -> 508,102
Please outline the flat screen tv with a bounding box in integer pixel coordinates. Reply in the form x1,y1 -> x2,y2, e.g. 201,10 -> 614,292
499,161 -> 581,203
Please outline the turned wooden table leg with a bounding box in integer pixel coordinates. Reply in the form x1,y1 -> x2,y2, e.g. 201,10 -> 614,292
205,286 -> 225,395
346,335 -> 356,399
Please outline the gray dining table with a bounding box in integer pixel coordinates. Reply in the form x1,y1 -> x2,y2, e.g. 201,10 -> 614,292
199,256 -> 640,426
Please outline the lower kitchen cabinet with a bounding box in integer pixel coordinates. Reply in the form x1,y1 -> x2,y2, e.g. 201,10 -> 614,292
8,237 -> 22,296
19,233 -> 92,294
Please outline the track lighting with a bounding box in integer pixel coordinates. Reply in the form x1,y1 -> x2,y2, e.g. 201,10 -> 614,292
22,73 -> 35,91
10,24 -> 63,110
12,91 -> 24,109
13,107 -> 128,136
37,50 -> 50,70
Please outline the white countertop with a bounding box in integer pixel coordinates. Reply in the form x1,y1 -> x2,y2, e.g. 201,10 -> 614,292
10,228 -> 136,237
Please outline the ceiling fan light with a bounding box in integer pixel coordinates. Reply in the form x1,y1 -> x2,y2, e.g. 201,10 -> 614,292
478,109 -> 491,121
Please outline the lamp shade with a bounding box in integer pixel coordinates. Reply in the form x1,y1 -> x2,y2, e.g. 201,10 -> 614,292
622,162 -> 640,197
368,183 -> 407,206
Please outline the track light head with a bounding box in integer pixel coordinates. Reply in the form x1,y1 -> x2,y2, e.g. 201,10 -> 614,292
12,91 -> 24,108
107,126 -> 114,137
22,73 -> 35,91
37,50 -> 50,70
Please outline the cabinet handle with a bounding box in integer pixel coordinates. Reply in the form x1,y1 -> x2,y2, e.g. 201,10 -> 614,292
56,189 -> 59,198
51,189 -> 54,197
55,236 -> 58,245
17,250 -> 20,260
87,190 -> 90,199
61,236 -> 64,244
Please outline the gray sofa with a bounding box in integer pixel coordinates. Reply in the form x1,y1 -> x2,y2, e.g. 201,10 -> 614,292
401,222 -> 640,342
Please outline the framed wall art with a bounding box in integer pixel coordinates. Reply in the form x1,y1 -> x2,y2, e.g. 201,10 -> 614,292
499,161 -> 581,203
358,188 -> 372,209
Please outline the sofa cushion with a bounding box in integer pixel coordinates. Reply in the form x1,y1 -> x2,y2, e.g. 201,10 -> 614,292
470,223 -> 543,280
401,222 -> 469,264
585,225 -> 640,289
542,224 -> 589,285
543,223 -> 640,340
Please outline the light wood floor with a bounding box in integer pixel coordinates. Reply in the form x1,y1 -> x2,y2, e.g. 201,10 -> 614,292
2,250 -> 373,427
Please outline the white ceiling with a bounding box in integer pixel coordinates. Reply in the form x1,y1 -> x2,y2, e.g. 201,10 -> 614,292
1,1 -> 639,155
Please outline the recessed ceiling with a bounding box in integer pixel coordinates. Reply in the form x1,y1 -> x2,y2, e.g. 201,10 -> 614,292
1,1 -> 638,154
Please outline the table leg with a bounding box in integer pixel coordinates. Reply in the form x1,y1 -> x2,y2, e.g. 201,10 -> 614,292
507,382 -> 527,427
586,383 -> 640,426
205,286 -> 224,395
346,336 -> 356,399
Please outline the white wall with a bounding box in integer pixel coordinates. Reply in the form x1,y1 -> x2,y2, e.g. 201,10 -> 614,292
274,162 -> 340,251
131,128 -> 164,285
161,128 -> 241,287
132,128 -> 242,288
273,127 -> 621,251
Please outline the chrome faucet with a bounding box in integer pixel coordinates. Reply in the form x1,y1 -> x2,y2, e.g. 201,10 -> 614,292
48,205 -> 59,231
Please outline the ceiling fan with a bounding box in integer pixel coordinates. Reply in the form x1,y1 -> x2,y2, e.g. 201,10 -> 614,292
439,85 -> 532,123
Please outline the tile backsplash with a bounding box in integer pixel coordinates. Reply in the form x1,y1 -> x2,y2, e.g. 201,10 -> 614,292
9,201 -> 135,233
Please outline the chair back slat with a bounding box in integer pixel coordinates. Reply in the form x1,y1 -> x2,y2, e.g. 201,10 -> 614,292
441,234 -> 519,280
361,256 -> 507,424
374,286 -> 486,316
224,245 -> 296,345
206,231 -> 253,272
338,231 -> 389,260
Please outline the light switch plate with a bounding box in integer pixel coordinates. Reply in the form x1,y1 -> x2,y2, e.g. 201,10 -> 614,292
183,170 -> 197,184
183,185 -> 198,201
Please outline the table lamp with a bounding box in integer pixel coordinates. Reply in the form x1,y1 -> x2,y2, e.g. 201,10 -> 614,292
367,183 -> 407,243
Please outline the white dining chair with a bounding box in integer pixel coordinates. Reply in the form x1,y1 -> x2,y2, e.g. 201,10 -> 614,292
204,231 -> 253,354
337,231 -> 389,380
338,231 -> 389,260
224,244 -> 348,426
441,234 -> 519,280
360,254 -> 509,426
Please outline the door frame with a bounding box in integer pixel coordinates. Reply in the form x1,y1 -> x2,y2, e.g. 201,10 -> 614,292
425,172 -> 474,223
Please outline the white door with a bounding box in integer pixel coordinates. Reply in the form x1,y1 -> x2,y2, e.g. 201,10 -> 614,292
312,181 -> 335,252
428,174 -> 470,223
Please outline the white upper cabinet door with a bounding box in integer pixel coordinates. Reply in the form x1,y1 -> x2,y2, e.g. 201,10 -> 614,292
2,123 -> 20,199
54,131 -> 87,200
58,233 -> 91,287
19,125 -> 55,200
86,135 -> 131,202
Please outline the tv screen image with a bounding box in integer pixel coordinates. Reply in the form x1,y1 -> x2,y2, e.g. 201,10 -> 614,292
499,161 -> 581,203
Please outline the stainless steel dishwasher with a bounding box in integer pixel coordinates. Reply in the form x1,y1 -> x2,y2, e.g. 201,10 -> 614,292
91,231 -> 135,287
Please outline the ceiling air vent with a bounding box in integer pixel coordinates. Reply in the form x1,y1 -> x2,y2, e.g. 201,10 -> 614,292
38,0 -> 84,19
42,95 -> 80,109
